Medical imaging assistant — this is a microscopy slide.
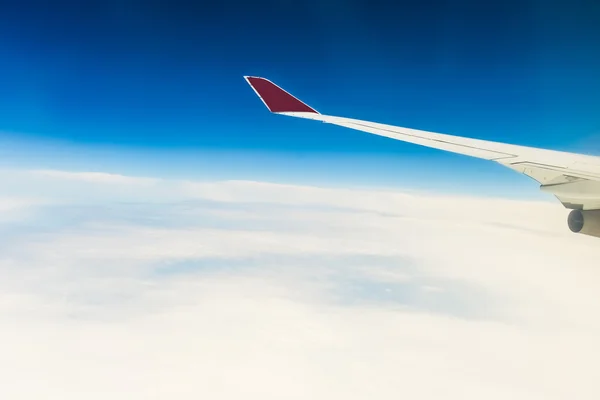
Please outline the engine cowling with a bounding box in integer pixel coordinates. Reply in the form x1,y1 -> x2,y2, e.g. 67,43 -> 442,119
568,209 -> 600,238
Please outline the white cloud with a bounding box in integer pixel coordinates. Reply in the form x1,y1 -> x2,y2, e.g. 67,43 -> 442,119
30,169 -> 160,185
0,169 -> 599,399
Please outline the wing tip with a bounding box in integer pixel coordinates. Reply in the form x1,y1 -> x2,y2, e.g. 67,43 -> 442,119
243,75 -> 319,114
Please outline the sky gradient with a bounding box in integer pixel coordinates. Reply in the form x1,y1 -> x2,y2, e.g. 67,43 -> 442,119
2,3 -> 600,397
1,0 -> 600,196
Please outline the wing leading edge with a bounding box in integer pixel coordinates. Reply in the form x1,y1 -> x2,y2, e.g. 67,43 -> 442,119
244,76 -> 600,211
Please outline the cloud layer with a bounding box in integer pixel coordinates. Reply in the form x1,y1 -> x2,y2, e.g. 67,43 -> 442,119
0,169 -> 599,399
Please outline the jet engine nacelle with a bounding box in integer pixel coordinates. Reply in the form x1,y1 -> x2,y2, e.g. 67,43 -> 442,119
568,209 -> 600,238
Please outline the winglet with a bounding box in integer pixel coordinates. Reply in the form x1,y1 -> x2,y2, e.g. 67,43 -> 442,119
244,76 -> 319,114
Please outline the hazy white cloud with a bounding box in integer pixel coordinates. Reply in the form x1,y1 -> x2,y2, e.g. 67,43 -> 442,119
30,169 -> 160,185
0,169 -> 599,399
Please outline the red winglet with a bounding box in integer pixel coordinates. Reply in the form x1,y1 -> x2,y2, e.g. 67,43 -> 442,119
244,76 -> 319,114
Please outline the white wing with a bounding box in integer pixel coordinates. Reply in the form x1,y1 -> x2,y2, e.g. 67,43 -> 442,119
244,76 -> 600,211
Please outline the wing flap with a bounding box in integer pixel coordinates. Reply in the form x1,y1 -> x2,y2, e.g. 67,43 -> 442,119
293,113 -> 600,183
321,116 -> 519,160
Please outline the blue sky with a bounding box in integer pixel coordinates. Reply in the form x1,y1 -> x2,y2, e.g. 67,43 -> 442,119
1,0 -> 599,197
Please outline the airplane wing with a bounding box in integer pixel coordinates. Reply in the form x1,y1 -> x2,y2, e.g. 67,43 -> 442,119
244,76 -> 600,211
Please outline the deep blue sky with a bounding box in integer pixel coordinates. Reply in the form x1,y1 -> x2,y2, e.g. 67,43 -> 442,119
1,0 -> 599,196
